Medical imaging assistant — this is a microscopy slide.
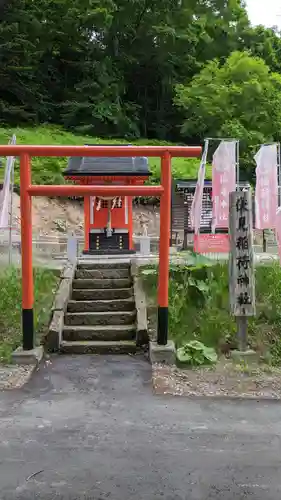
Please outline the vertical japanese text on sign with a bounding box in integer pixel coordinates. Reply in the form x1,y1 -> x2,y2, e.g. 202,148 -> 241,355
229,190 -> 255,317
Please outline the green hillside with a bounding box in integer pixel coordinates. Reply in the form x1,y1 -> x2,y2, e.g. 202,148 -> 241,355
0,126 -> 208,186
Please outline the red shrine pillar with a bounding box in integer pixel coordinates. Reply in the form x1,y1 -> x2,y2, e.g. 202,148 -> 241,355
84,196 -> 90,251
128,196 -> 133,250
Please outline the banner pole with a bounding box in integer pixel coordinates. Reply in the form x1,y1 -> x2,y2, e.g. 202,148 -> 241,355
191,138 -> 209,236
8,144 -> 15,266
277,142 -> 281,207
236,140 -> 240,191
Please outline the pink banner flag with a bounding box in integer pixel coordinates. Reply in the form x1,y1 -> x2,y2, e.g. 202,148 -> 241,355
255,144 -> 278,230
190,140 -> 209,234
212,140 -> 237,230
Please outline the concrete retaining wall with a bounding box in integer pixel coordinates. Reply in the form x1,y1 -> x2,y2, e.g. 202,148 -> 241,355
45,263 -> 76,351
131,260 -> 148,346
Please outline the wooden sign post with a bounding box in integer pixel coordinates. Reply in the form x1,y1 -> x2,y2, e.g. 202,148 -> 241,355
229,190 -> 256,351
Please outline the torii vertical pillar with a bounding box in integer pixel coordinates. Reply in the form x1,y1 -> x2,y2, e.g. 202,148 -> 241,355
20,153 -> 34,350
84,195 -> 90,252
157,152 -> 171,345
128,196 -> 134,250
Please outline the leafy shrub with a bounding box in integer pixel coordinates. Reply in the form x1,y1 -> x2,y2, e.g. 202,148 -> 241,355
177,340 -> 218,366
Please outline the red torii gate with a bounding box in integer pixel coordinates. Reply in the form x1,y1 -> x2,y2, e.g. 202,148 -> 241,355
0,145 -> 201,350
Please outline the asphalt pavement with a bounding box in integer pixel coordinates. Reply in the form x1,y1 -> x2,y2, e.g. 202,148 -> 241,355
1,354 -> 281,500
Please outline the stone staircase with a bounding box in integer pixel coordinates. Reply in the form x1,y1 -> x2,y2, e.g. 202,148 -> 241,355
60,260 -> 138,354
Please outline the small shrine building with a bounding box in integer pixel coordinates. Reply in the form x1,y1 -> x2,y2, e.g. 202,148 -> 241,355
64,146 -> 151,253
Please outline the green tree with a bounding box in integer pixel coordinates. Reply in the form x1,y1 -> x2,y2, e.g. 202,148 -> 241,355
0,0 -> 122,128
0,0 -> 253,141
174,51 -> 281,178
0,0 -> 46,124
242,25 -> 281,74
37,0 -> 120,127
104,0 -> 250,139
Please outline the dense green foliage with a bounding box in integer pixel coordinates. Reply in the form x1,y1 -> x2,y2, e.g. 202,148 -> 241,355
0,267 -> 58,362
175,51 -> 281,178
142,260 -> 281,365
1,1 -> 281,178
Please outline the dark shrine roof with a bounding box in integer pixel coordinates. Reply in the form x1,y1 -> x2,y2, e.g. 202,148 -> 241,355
64,144 -> 151,177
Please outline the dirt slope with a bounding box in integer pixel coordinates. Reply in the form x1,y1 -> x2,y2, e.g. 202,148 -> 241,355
8,194 -> 160,238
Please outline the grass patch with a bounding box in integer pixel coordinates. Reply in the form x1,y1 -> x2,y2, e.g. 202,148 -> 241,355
0,125 -> 208,185
141,260 -> 281,364
0,267 -> 59,362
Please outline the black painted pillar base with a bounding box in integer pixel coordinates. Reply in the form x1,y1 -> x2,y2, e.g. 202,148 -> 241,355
22,309 -> 34,350
157,306 -> 168,345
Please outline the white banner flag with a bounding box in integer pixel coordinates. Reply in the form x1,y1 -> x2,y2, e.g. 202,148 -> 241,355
190,140 -> 209,234
0,135 -> 16,229
255,144 -> 278,230
212,140 -> 237,231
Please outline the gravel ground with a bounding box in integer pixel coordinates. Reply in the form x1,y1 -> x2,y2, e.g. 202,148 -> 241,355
0,364 -> 35,390
152,360 -> 281,399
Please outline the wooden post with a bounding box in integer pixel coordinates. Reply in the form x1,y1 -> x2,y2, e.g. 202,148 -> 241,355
262,230 -> 267,253
229,190 -> 255,351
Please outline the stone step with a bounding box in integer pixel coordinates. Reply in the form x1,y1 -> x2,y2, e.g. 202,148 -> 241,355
63,324 -> 136,342
75,269 -> 130,280
60,340 -> 137,354
67,298 -> 135,313
73,278 -> 132,290
72,288 -> 133,301
77,261 -> 130,270
64,310 -> 136,326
